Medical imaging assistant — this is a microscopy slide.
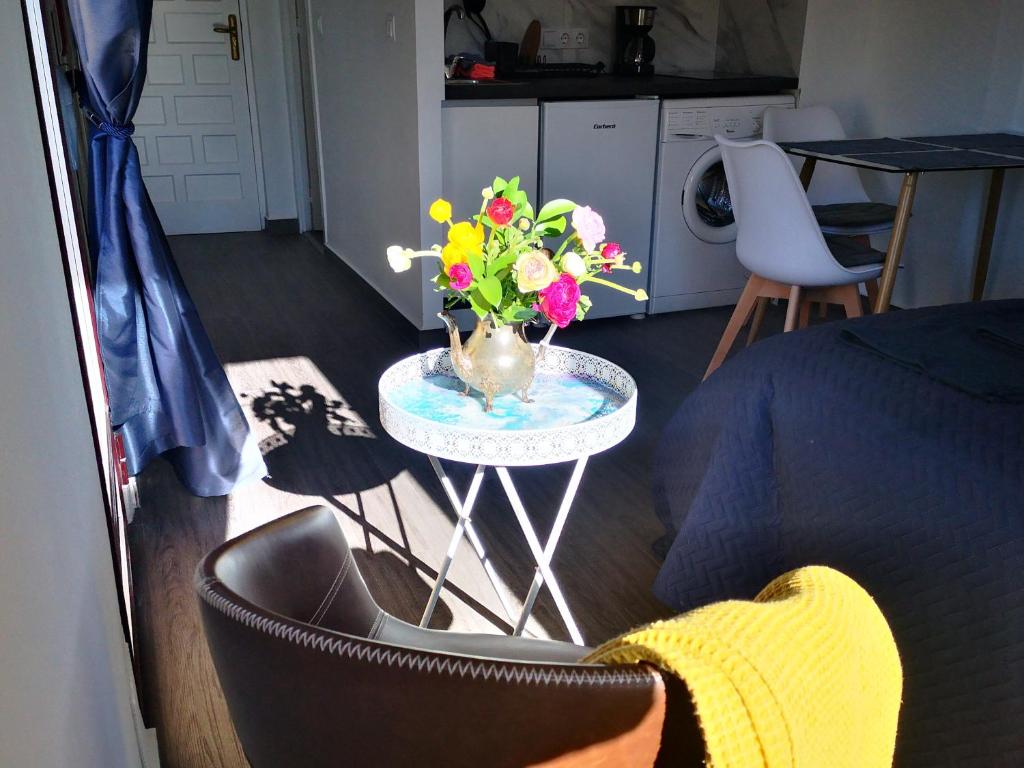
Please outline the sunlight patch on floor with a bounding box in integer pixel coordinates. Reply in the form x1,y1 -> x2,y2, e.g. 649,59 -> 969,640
221,356 -> 552,640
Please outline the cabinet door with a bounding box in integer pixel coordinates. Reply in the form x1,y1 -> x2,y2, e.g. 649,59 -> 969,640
441,102 -> 539,229
541,99 -> 659,319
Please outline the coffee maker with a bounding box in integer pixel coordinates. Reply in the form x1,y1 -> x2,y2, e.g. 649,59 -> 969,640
615,6 -> 657,76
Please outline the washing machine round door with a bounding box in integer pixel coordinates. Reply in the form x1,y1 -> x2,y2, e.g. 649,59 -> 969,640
682,145 -> 737,244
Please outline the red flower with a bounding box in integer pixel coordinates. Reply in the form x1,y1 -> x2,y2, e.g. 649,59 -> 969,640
447,262 -> 473,291
487,197 -> 516,226
601,242 -> 623,273
537,273 -> 581,328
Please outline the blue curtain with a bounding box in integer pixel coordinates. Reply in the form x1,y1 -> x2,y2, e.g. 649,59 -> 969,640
67,0 -> 267,497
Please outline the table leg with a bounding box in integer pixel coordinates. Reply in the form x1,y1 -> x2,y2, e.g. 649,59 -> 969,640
426,455 -> 519,626
874,171 -> 920,313
495,463 -> 587,646
799,156 -> 818,190
972,168 -> 1005,302
420,461 -> 486,628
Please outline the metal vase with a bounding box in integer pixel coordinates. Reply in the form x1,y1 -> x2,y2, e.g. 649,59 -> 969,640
439,313 -> 536,412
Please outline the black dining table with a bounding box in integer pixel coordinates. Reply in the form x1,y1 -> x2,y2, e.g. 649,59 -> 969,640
779,132 -> 1024,312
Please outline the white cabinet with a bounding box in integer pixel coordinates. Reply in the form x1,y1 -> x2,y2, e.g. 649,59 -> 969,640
541,99 -> 659,319
441,101 -> 540,228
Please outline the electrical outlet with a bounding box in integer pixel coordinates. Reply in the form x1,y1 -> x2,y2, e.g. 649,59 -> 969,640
541,28 -> 560,49
541,27 -> 573,49
571,28 -> 589,49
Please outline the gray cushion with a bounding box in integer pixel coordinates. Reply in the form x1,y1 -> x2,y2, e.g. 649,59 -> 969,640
825,235 -> 885,269
813,202 -> 898,229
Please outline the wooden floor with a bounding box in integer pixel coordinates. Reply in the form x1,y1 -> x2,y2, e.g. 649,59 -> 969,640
131,231 -> 790,767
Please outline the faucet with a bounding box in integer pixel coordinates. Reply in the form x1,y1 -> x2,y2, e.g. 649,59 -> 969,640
444,4 -> 465,39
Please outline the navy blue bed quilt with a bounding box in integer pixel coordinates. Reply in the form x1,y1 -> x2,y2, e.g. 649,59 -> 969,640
653,299 -> 1024,768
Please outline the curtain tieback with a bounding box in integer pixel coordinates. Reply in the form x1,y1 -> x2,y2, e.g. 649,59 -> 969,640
84,108 -> 135,140
97,120 -> 136,140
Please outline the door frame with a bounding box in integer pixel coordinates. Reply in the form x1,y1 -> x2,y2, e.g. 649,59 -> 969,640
282,0 -> 324,234
235,0 -> 269,224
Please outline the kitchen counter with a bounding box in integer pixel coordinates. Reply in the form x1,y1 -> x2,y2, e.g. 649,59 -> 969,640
444,72 -> 798,102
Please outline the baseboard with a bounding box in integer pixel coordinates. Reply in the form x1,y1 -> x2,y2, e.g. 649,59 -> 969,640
264,217 -> 300,235
649,288 -> 744,314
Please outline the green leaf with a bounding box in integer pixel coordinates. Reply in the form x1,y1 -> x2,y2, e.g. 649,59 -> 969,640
466,251 -> 485,280
490,250 -> 519,273
504,176 -> 520,197
513,307 -> 538,322
478,276 -> 502,307
491,176 -> 507,196
536,199 -> 577,223
520,201 -> 535,221
468,291 -> 489,318
536,216 -> 566,237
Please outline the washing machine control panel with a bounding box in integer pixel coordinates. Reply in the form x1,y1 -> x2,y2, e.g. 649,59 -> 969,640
661,97 -> 793,142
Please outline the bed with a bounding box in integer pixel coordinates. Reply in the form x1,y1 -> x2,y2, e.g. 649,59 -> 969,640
653,299 -> 1024,767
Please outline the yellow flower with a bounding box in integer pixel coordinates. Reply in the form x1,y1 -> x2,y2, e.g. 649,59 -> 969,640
429,198 -> 453,224
448,221 -> 484,254
441,243 -> 467,270
515,250 -> 559,293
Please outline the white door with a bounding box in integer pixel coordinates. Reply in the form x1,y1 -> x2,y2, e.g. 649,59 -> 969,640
137,0 -> 263,235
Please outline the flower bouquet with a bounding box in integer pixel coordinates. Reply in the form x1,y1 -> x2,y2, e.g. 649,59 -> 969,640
386,176 -> 646,411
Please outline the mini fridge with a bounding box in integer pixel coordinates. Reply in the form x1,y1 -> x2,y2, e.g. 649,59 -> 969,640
540,98 -> 659,319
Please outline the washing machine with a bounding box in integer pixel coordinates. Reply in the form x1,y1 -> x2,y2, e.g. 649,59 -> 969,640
649,94 -> 794,314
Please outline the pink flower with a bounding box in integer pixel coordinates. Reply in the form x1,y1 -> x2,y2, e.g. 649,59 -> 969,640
487,197 -> 516,226
601,242 -> 623,272
537,273 -> 581,328
448,262 -> 473,291
571,205 -> 606,251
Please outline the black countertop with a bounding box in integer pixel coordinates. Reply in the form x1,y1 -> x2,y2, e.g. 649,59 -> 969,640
444,72 -> 798,102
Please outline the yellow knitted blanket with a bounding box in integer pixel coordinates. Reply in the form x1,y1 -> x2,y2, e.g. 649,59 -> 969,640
584,567 -> 902,768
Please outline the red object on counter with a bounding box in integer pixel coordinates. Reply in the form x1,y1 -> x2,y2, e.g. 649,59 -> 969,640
467,62 -> 496,80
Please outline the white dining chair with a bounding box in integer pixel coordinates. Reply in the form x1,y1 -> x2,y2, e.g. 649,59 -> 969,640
763,105 -> 898,237
704,136 -> 885,380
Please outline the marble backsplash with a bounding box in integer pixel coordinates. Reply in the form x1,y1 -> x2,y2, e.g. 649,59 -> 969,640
444,0 -> 806,77
715,0 -> 807,77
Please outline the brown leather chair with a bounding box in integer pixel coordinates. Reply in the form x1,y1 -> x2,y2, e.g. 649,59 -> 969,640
196,506 -> 703,767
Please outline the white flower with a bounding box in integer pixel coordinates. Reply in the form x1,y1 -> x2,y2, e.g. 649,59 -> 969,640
481,186 -> 495,200
518,218 -> 531,231
387,245 -> 413,273
562,252 -> 587,278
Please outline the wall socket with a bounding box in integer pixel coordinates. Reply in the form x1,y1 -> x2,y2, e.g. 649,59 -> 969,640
541,27 -> 589,49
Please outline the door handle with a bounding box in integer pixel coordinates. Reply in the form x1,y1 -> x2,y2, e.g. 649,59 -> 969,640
213,14 -> 240,61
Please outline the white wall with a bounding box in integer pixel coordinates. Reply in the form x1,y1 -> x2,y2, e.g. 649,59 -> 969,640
0,4 -> 142,767
308,0 -> 444,329
799,0 -> 1024,307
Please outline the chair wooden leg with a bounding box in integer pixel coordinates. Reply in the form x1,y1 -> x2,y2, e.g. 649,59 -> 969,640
784,285 -> 802,332
799,299 -> 811,330
840,284 -> 864,319
705,276 -> 764,380
865,279 -> 879,310
746,297 -> 769,346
